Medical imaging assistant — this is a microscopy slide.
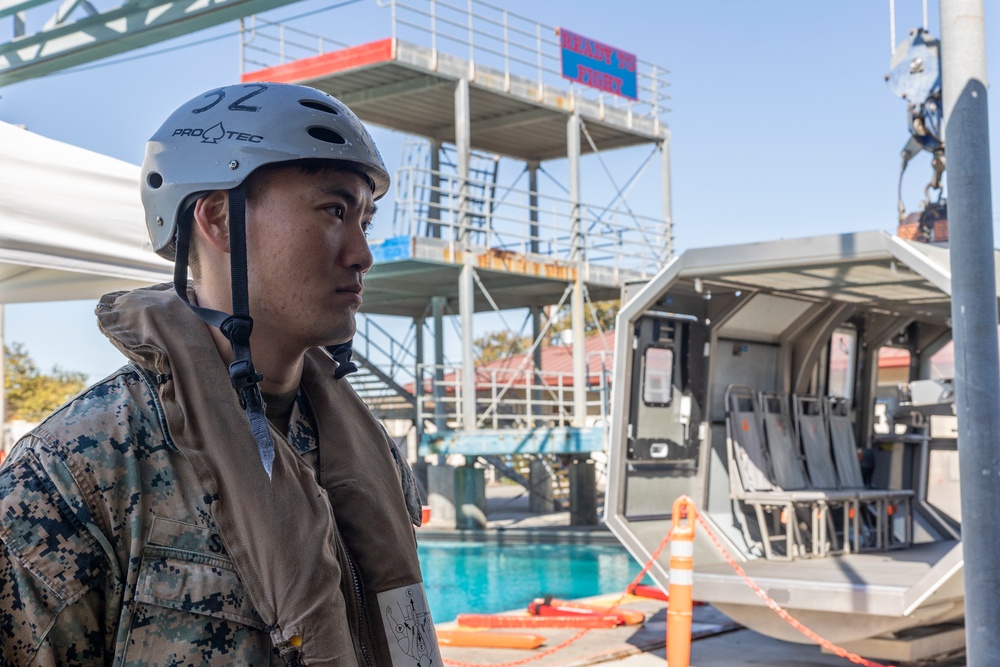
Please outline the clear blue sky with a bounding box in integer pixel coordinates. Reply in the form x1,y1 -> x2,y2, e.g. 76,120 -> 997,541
1,0 -> 998,382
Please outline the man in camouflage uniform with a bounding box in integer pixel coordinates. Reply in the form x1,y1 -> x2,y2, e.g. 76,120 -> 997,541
0,83 -> 442,666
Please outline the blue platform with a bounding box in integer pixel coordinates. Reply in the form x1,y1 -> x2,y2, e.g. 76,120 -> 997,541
419,426 -> 605,456
369,235 -> 413,263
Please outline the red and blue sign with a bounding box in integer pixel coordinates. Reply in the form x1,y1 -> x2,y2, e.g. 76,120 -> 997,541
559,28 -> 637,100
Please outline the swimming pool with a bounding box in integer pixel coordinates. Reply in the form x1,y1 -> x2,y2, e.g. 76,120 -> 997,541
417,541 -> 647,623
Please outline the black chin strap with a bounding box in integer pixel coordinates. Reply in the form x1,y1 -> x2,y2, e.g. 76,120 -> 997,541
173,187 -> 276,479
328,342 -> 358,379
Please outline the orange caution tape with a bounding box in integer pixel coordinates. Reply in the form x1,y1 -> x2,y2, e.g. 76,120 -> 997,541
695,514 -> 897,667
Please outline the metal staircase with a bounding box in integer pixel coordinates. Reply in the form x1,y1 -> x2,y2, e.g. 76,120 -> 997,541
348,315 -> 419,423
392,138 -> 501,243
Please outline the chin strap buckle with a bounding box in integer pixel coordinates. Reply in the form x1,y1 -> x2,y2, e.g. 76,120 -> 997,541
229,359 -> 265,409
330,340 -> 359,379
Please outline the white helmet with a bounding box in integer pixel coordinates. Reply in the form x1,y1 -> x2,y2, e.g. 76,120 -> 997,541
141,82 -> 390,260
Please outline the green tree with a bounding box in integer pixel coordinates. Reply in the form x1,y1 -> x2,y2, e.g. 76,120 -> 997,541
4,343 -> 88,422
550,299 -> 620,340
474,330 -> 532,364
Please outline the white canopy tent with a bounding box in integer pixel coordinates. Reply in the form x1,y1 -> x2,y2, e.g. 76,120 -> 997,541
0,121 -> 171,302
0,121 -> 172,441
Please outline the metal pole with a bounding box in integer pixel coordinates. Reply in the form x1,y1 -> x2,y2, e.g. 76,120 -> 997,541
456,79 -> 471,247
432,296 -> 447,435
568,112 -> 587,428
660,132 -> 674,262
414,315 -> 425,442
460,260 -> 476,430
939,2 -> 1000,663
456,77 -> 477,430
531,305 -> 543,423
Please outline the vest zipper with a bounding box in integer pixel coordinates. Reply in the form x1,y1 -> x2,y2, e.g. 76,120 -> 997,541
343,544 -> 376,667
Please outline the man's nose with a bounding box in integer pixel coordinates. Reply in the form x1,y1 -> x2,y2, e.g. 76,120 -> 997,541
346,225 -> 374,273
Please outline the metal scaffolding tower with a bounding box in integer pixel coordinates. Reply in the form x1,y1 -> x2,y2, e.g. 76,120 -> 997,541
240,0 -> 673,458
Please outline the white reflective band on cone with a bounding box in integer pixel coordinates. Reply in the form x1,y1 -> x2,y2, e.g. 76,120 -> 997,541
671,541 -> 694,557
669,569 -> 693,586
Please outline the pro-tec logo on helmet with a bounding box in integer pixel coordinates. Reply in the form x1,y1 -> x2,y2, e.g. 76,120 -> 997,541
171,123 -> 264,144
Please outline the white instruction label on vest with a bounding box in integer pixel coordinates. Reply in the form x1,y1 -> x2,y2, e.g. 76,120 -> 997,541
377,582 -> 442,666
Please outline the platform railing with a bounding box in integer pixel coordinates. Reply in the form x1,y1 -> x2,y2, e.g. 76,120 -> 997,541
241,0 -> 670,124
384,0 -> 671,122
417,362 -> 609,430
396,166 -> 667,278
239,15 -> 351,72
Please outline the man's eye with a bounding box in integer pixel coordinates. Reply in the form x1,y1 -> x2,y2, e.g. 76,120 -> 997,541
328,205 -> 345,218
362,221 -> 375,237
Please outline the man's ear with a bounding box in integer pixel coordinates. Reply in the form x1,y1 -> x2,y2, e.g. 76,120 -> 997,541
192,191 -> 231,255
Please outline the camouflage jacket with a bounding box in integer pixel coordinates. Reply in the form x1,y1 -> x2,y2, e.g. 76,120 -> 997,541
0,286 -> 433,666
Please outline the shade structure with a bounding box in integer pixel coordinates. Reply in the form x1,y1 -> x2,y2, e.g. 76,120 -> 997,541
0,121 -> 171,304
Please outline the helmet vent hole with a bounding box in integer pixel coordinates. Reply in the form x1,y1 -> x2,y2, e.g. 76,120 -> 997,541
147,172 -> 163,189
300,100 -> 339,114
308,127 -> 346,145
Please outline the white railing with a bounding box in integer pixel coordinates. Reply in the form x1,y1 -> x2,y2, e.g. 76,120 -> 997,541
417,363 -> 609,430
395,166 -> 668,277
240,15 -> 352,72
381,0 -> 670,120
241,0 -> 670,123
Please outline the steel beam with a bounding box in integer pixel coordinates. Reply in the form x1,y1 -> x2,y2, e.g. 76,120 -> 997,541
0,0 -> 48,20
0,0 -> 300,86
337,75 -> 449,107
469,107 -> 550,134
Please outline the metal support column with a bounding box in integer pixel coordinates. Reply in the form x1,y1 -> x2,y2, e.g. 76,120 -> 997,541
456,77 -> 477,430
455,78 -> 472,247
460,259 -> 476,430
529,160 -> 543,425
940,2 -> 1000,662
432,296 -> 447,434
531,306 -> 543,423
660,132 -> 674,260
568,112 -> 587,427
414,315 -> 425,442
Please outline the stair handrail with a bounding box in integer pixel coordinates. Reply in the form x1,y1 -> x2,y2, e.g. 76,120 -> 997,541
353,314 -> 418,388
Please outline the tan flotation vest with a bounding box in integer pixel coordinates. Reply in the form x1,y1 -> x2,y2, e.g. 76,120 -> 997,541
98,284 -> 440,666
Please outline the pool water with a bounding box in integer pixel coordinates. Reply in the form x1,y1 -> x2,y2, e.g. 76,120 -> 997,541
417,541 -> 647,623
